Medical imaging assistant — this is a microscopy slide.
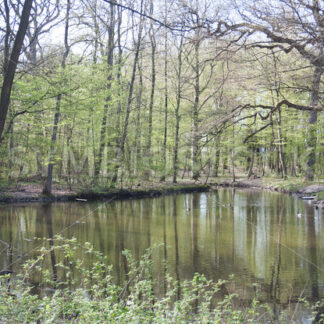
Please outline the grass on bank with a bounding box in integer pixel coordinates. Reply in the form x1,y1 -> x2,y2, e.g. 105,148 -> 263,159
0,237 -> 322,323
259,176 -> 324,192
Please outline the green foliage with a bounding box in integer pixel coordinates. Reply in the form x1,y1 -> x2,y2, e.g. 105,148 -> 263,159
316,191 -> 324,200
1,4 -> 324,188
260,177 -> 313,192
0,237 -> 296,323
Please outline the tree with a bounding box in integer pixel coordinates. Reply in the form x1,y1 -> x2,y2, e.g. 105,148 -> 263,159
160,0 -> 169,182
0,0 -> 33,141
234,0 -> 324,180
43,0 -> 71,195
146,0 -> 156,179
172,34 -> 184,183
115,0 -> 145,182
94,0 -> 115,180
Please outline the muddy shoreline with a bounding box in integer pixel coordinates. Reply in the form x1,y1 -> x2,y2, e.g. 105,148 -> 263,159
1,177 -> 324,205
0,183 -> 211,204
215,178 -> 324,208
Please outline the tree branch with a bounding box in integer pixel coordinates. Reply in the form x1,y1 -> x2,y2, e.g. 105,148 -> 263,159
102,0 -> 186,32
243,122 -> 273,144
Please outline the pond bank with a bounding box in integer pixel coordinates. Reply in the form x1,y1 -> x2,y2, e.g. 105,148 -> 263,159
0,183 -> 211,204
1,177 -> 324,205
215,177 -> 324,208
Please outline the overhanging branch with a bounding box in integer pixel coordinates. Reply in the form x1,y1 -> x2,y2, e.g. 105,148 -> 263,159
243,122 -> 273,144
102,0 -> 186,32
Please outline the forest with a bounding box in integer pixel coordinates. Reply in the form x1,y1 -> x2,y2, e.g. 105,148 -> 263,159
0,0 -> 324,194
2,1 -> 324,322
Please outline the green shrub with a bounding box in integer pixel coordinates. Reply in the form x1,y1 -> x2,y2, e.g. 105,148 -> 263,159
0,237 -> 319,323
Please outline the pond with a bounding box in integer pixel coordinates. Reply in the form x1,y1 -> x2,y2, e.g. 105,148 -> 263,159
0,189 -> 323,320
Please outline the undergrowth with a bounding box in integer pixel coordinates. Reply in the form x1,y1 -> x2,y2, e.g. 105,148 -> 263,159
0,237 -> 321,323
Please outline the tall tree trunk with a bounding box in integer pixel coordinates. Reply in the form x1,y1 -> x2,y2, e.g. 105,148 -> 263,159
94,1 -> 115,180
43,0 -> 70,195
306,66 -> 323,181
231,124 -> 236,182
222,149 -> 228,175
2,0 -> 12,171
26,20 -> 43,178
135,57 -> 143,177
146,0 -> 156,178
192,39 -> 200,181
247,147 -> 255,178
271,51 -> 288,180
172,35 -> 184,183
111,4 -> 123,184
276,107 -> 287,179
160,0 -> 168,182
2,0 -> 11,76
0,0 -> 33,140
116,1 -> 144,177
214,137 -> 221,178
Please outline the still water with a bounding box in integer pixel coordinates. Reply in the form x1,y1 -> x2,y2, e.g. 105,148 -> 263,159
0,189 -> 323,310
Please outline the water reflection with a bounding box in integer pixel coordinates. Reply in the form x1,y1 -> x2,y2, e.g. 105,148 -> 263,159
43,204 -> 57,282
305,203 -> 319,300
0,189 -> 323,306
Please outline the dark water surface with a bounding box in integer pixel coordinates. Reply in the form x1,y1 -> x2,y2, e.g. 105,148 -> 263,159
0,189 -> 323,318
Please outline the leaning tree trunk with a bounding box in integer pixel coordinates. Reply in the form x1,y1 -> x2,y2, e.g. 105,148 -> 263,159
0,0 -> 33,141
115,2 -> 144,179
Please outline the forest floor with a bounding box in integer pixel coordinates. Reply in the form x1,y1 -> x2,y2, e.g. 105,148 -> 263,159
1,176 -> 324,204
0,180 -> 210,203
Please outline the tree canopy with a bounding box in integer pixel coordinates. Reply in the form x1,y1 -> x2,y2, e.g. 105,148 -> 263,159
0,0 -> 323,192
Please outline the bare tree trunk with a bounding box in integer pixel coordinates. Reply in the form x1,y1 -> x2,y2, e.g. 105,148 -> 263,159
222,149 -> 228,175
89,0 -> 101,180
146,0 -> 156,178
135,57 -> 143,177
306,66 -> 323,181
276,107 -> 287,179
231,124 -> 236,182
43,0 -> 70,195
270,52 -> 287,179
160,3 -> 168,182
2,0 -> 11,76
172,36 -> 184,183
111,4 -> 123,184
0,0 -> 33,140
247,148 -> 255,178
272,57 -> 287,179
214,137 -> 221,177
94,1 -> 115,180
192,36 -> 200,181
291,151 -> 298,177
116,1 -> 144,177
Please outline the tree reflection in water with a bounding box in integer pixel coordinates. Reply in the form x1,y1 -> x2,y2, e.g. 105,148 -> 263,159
305,203 -> 319,300
42,204 -> 57,283
0,189 -> 323,311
